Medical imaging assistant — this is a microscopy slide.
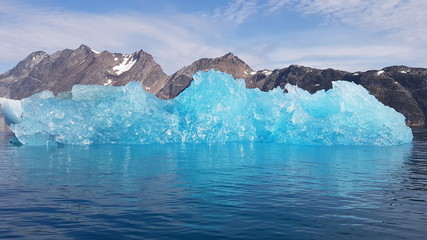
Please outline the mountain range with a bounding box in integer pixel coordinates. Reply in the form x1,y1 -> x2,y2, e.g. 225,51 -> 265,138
0,44 -> 425,128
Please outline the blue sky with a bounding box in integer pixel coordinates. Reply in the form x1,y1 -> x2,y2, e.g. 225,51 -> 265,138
1,0 -> 426,74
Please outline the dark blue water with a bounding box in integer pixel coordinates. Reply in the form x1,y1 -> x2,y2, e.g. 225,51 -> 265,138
0,130 -> 426,239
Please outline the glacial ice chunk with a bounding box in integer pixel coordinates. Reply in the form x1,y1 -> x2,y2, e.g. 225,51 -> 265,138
6,70 -> 413,146
0,98 -> 23,125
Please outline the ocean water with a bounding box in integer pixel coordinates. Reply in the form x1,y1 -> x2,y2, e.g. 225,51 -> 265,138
0,129 -> 426,239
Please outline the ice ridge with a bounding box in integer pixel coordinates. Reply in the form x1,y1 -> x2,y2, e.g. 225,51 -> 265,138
5,70 -> 413,145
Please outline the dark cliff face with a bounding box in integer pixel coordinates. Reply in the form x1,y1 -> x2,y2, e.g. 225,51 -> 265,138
156,53 -> 253,99
246,65 -> 348,93
246,65 -> 426,128
342,68 -> 425,128
381,66 -> 427,127
0,44 -> 167,99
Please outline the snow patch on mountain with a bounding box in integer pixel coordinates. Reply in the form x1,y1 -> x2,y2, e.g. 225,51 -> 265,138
104,79 -> 113,86
113,55 -> 137,75
262,70 -> 272,76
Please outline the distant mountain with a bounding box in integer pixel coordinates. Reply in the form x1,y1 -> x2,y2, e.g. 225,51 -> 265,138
0,44 -> 167,99
246,65 -> 426,128
0,45 -> 426,127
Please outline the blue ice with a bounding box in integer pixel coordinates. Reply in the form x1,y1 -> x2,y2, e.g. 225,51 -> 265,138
2,70 -> 413,145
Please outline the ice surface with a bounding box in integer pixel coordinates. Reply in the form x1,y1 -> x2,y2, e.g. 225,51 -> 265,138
6,70 -> 412,145
0,98 -> 23,125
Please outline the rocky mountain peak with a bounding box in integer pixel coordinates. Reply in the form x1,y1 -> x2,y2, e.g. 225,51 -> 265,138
111,49 -> 168,93
0,45 -> 167,99
77,44 -> 92,52
133,49 -> 154,61
5,51 -> 49,78
27,51 -> 49,62
222,52 -> 234,57
246,65 -> 348,93
219,52 -> 242,62
156,52 -> 253,99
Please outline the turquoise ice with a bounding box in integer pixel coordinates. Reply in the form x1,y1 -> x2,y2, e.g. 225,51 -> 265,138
6,70 -> 413,145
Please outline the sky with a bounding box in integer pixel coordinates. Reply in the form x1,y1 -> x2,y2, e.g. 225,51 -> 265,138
0,0 -> 427,74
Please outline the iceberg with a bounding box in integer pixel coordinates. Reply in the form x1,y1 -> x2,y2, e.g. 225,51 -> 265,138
2,70 -> 413,145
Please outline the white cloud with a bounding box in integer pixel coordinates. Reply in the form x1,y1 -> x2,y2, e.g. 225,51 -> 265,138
0,1 -> 228,74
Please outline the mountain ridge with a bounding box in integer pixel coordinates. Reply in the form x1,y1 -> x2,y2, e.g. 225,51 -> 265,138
0,44 -> 167,99
0,45 -> 426,128
156,52 -> 253,99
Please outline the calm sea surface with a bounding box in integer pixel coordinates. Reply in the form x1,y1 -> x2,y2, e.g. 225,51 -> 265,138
0,129 -> 426,239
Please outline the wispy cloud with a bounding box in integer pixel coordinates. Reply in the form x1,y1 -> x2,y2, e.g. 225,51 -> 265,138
265,0 -> 290,13
0,1 -> 228,74
294,0 -> 427,41
0,0 -> 426,75
216,0 -> 427,43
214,0 -> 260,24
268,45 -> 413,62
265,44 -> 420,70
213,0 -> 427,71
236,39 -> 422,72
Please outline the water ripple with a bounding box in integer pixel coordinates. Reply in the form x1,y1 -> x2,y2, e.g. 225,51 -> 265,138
0,131 -> 426,239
